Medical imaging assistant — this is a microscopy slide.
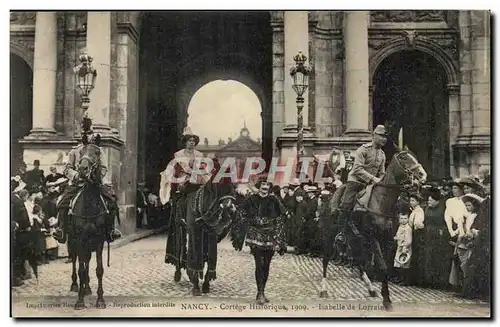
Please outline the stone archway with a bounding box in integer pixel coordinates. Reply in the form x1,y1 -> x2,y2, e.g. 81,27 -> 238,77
10,53 -> 33,171
176,54 -> 271,157
137,11 -> 273,190
370,34 -> 460,179
372,50 -> 450,180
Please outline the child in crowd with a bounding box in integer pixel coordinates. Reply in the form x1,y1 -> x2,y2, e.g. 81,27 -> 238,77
393,204 -> 413,285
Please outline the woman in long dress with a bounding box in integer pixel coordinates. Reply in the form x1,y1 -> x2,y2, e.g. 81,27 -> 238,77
407,193 -> 425,286
162,127 -> 209,283
461,175 -> 490,300
421,188 -> 450,289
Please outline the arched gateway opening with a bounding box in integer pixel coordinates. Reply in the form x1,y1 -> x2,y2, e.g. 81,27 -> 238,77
138,11 -> 272,190
372,50 -> 450,180
10,53 -> 33,172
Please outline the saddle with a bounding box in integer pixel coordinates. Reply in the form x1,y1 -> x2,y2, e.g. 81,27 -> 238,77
353,184 -> 375,212
67,185 -> 109,216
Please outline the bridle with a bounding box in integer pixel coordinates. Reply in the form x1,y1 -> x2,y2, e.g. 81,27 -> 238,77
80,155 -> 99,181
392,151 -> 425,187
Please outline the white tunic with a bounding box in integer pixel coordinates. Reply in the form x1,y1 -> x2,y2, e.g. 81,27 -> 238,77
444,197 -> 467,237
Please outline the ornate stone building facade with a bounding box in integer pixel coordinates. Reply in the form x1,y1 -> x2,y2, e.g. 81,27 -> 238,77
10,11 -> 490,234
197,124 -> 262,180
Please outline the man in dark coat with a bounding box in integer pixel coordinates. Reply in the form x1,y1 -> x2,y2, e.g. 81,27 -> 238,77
24,160 -> 45,191
11,187 -> 32,283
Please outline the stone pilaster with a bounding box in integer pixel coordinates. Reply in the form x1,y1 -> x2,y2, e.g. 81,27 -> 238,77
271,11 -> 285,152
470,10 -> 490,141
110,12 -> 140,234
86,12 -> 112,133
27,12 -> 57,137
343,11 -> 371,138
312,29 -> 334,138
283,11 -> 309,130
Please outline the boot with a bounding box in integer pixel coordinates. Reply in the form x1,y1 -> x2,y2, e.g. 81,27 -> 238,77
256,291 -> 266,305
332,254 -> 343,265
108,229 -> 122,242
53,211 -> 67,244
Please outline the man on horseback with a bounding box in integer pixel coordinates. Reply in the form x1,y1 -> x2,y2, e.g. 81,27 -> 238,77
55,124 -> 121,244
336,125 -> 388,232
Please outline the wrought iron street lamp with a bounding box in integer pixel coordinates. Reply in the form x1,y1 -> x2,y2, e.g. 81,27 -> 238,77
290,51 -> 311,177
73,53 -> 97,134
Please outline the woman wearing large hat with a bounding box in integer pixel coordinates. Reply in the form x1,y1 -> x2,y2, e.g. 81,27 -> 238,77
163,126 -> 208,282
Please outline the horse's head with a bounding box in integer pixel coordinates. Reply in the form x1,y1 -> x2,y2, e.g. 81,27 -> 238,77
78,144 -> 104,185
390,146 -> 427,187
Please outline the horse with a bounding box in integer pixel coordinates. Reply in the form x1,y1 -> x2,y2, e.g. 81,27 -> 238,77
319,146 -> 427,310
61,143 -> 119,310
185,173 -> 237,295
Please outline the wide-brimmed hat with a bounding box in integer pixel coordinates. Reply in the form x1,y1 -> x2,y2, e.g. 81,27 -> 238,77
373,125 -> 388,136
304,185 -> 318,193
459,176 -> 483,191
289,178 -> 301,187
446,178 -> 463,188
427,187 -> 443,201
461,193 -> 484,207
180,127 -> 200,146
395,252 -> 410,266
13,180 -> 26,193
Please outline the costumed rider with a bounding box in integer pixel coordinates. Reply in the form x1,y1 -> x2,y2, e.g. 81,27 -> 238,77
55,119 -> 122,243
231,176 -> 288,305
335,125 -> 388,234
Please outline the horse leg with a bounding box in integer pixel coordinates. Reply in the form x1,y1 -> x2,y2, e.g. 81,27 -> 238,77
202,267 -> 210,294
84,255 -> 92,296
373,239 -> 392,310
360,267 -> 377,297
319,232 -> 332,298
190,273 -> 201,296
74,255 -> 86,310
95,243 -> 106,309
70,252 -> 78,292
174,267 -> 182,283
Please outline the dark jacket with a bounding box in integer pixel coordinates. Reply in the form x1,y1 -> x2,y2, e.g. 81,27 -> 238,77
11,193 -> 30,230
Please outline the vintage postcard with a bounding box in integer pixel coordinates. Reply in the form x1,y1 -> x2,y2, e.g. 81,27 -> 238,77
10,10 -> 491,318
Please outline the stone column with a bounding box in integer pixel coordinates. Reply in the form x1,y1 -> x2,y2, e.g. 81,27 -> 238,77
86,12 -> 112,133
447,84 -> 460,177
343,11 -> 371,137
29,12 -> 57,136
284,11 -> 309,129
271,12 -> 285,151
470,10 -> 490,139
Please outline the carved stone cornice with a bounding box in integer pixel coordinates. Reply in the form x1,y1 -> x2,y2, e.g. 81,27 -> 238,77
446,83 -> 460,96
117,22 -> 139,44
370,10 -> 446,23
10,11 -> 36,25
311,26 -> 342,40
368,28 -> 459,60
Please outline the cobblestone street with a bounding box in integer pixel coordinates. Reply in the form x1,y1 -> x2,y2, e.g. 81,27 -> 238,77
12,235 -> 490,317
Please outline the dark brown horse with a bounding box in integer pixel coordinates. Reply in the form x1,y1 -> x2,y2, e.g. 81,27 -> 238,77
186,175 -> 237,295
61,144 -> 119,310
319,147 -> 427,310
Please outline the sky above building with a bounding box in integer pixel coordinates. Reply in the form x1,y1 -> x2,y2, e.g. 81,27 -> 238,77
187,80 -> 262,145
